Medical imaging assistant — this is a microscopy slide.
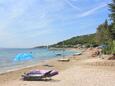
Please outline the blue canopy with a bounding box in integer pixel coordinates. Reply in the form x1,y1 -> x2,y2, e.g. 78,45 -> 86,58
14,53 -> 32,61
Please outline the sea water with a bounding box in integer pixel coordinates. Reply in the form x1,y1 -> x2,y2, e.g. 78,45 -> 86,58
0,48 -> 77,73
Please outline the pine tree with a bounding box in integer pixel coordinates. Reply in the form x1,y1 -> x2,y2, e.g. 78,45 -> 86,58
108,0 -> 115,56
96,20 -> 111,44
109,0 -> 115,22
109,0 -> 115,40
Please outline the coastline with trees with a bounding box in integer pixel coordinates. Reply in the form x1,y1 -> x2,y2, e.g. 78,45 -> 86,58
51,0 -> 115,59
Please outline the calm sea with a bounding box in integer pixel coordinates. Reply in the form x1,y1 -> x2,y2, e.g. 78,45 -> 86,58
0,48 -> 76,73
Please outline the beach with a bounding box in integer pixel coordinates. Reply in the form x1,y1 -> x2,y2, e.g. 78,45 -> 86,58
0,48 -> 115,86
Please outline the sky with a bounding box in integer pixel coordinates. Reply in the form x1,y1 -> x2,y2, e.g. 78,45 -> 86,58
0,0 -> 112,48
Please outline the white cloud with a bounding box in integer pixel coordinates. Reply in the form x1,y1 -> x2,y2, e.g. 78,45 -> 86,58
64,0 -> 81,10
78,3 -> 107,17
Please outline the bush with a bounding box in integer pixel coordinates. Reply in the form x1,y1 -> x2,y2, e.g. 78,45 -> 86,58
102,40 -> 115,55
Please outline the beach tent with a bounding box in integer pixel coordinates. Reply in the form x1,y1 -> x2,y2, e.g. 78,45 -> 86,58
14,53 -> 32,61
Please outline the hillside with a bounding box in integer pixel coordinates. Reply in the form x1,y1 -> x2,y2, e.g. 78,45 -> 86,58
50,33 -> 97,48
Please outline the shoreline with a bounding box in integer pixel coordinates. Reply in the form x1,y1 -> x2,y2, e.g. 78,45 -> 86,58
0,48 -> 78,75
0,48 -> 115,86
0,48 -> 80,75
0,53 -> 78,84
0,58 -> 59,75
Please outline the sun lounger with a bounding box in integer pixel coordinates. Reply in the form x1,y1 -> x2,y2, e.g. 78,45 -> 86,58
22,70 -> 58,81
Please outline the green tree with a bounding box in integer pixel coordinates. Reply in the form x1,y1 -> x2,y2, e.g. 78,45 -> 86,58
108,0 -> 115,56
96,20 -> 111,44
96,24 -> 105,44
109,0 -> 115,40
109,0 -> 115,22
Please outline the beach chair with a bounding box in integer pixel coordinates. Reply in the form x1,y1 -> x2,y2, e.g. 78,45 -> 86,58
22,70 -> 58,81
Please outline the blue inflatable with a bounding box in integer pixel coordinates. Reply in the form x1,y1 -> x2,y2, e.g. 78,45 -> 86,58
14,53 -> 32,61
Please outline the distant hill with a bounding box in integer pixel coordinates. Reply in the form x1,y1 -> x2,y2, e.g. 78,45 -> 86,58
50,33 -> 97,48
33,46 -> 47,48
